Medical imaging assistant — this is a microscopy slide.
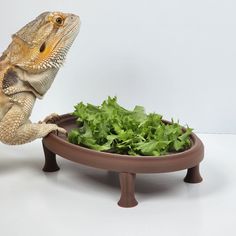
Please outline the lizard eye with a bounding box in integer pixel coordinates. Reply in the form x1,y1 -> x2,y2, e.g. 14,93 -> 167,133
39,42 -> 46,53
55,17 -> 63,26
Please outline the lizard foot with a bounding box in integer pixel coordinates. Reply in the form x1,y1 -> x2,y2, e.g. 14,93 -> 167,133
44,123 -> 67,136
39,113 -> 61,124
55,126 -> 67,135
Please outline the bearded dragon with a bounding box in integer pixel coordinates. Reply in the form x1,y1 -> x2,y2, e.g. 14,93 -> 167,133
0,11 -> 80,145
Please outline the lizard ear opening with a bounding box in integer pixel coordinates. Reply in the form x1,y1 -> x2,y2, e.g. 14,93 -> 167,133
39,42 -> 46,53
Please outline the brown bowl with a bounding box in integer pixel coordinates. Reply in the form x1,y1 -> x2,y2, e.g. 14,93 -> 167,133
42,114 -> 204,208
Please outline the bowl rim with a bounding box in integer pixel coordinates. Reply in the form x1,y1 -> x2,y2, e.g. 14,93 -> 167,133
45,113 -> 203,161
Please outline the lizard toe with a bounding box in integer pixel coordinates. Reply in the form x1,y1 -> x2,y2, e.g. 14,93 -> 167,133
41,113 -> 60,124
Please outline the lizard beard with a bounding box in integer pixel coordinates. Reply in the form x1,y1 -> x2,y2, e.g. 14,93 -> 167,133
19,68 -> 59,99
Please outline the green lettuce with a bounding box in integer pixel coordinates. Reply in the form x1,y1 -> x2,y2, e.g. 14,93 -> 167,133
68,97 -> 192,156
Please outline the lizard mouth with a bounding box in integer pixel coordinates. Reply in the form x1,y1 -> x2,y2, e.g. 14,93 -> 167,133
54,21 -> 80,51
46,22 -> 80,68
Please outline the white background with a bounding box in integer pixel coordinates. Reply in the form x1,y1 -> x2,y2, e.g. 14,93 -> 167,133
0,1 -> 235,236
1,0 -> 236,134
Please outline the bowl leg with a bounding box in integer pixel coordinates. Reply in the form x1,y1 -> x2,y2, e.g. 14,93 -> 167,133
42,143 -> 60,172
118,172 -> 138,208
184,164 -> 203,183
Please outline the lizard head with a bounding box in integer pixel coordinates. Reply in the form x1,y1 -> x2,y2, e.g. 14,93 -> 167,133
3,11 -> 80,73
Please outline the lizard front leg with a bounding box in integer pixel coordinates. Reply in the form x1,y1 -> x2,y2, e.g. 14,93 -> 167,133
0,93 -> 65,145
7,120 -> 66,145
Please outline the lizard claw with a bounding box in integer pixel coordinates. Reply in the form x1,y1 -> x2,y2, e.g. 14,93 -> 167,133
48,125 -> 67,136
56,127 -> 67,136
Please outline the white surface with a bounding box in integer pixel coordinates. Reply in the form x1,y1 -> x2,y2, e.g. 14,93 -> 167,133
0,1 -> 236,133
0,134 -> 234,236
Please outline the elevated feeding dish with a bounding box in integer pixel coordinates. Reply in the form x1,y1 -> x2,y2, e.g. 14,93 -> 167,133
42,114 -> 204,208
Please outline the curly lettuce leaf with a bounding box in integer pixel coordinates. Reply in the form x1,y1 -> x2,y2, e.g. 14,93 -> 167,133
68,97 -> 193,156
